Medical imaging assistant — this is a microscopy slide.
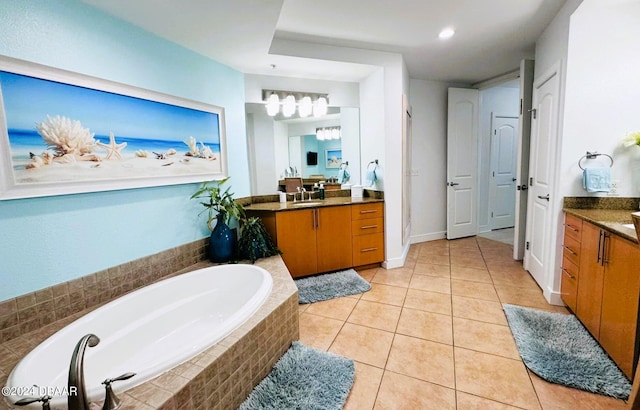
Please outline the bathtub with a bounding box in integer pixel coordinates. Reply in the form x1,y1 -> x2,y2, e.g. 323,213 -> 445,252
5,264 -> 272,409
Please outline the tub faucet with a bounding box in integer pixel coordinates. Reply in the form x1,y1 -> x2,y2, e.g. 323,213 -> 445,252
68,333 -> 100,410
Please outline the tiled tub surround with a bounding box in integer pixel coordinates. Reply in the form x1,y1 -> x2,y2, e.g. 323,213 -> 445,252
563,196 -> 640,243
0,254 -> 299,409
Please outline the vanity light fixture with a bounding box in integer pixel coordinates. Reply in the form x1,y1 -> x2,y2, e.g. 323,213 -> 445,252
262,90 -> 329,117
316,126 -> 341,141
438,27 -> 455,40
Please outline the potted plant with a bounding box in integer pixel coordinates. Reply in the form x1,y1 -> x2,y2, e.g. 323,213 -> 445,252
237,216 -> 281,263
191,177 -> 245,263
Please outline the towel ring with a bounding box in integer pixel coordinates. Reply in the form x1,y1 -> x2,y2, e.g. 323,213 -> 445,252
578,151 -> 613,170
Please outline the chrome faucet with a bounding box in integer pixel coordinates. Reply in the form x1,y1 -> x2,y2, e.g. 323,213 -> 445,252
68,333 -> 100,410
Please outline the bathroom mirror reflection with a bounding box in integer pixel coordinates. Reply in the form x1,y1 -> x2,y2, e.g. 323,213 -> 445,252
245,103 -> 360,195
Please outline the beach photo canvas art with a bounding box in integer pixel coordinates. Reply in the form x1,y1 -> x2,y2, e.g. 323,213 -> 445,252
325,149 -> 342,168
0,57 -> 226,200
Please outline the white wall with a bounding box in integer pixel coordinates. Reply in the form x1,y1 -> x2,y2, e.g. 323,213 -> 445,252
477,85 -> 520,232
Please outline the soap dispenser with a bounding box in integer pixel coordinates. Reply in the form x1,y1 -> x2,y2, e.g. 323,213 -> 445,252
319,183 -> 325,200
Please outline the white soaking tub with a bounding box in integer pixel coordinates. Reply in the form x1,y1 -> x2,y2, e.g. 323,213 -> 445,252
4,264 -> 272,409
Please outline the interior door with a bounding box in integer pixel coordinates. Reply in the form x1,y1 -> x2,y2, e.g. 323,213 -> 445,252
524,64 -> 560,288
447,88 -> 479,240
514,59 -> 535,260
489,114 -> 518,230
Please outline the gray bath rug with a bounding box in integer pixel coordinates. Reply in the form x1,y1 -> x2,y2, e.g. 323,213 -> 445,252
239,341 -> 355,410
295,269 -> 371,304
503,304 -> 632,399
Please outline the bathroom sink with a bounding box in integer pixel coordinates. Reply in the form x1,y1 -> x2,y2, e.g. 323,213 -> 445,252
293,201 -> 322,207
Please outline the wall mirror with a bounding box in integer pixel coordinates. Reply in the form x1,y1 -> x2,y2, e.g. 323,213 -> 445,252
245,103 -> 360,195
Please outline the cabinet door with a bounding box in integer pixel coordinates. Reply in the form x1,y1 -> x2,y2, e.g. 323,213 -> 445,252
600,234 -> 640,379
276,210 -> 318,278
576,222 -> 605,339
560,256 -> 579,312
316,206 -> 353,273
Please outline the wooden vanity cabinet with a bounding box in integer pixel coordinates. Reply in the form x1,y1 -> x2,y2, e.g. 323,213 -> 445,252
351,203 -> 385,266
574,219 -> 640,379
561,214 -> 582,312
275,206 -> 352,278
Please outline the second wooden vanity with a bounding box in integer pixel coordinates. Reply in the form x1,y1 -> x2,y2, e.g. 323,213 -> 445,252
245,198 -> 385,278
562,202 -> 640,379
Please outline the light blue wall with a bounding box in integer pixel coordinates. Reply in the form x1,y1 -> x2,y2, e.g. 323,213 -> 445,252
301,135 -> 342,178
0,0 -> 250,301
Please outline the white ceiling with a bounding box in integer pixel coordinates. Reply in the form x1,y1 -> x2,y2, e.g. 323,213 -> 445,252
80,0 -> 567,83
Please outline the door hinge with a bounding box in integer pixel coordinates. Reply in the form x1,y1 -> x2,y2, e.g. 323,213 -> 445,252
520,99 -> 523,115
529,177 -> 534,186
491,212 -> 494,218
526,241 -> 530,250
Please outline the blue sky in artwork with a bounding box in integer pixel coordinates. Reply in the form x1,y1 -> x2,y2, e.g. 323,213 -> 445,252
0,71 -> 220,143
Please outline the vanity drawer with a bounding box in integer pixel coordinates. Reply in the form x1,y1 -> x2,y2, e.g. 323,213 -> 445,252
561,256 -> 579,312
353,233 -> 384,266
352,202 -> 384,220
563,233 -> 581,266
352,217 -> 384,236
564,214 -> 583,242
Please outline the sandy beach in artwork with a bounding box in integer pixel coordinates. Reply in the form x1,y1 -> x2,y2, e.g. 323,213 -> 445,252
13,151 -> 221,184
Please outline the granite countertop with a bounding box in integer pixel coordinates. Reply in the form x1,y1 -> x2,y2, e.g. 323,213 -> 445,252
244,196 -> 383,212
564,208 -> 639,244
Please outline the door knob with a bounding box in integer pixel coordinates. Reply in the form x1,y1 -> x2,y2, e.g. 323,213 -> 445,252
537,194 -> 550,201
447,182 -> 459,186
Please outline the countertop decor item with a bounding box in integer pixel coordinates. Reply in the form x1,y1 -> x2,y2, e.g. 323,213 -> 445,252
621,131 -> 640,148
295,269 -> 371,304
239,341 -> 355,410
237,216 -> 281,263
191,177 -> 245,262
503,304 -> 631,399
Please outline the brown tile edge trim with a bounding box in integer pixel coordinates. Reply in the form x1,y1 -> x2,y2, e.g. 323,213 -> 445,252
0,255 -> 299,410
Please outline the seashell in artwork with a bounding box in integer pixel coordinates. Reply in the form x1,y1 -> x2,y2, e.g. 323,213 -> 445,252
135,150 -> 148,158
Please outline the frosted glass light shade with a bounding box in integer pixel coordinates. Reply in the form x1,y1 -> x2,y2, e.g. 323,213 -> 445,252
266,93 -> 279,116
331,128 -> 340,139
282,95 -> 296,117
314,96 -> 328,117
298,96 -> 312,117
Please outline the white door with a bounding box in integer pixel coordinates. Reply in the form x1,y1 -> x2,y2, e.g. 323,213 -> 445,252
524,64 -> 560,288
447,88 -> 479,240
489,115 -> 518,230
514,59 -> 534,260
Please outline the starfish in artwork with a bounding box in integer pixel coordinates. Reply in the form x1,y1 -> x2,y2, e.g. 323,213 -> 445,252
97,132 -> 127,160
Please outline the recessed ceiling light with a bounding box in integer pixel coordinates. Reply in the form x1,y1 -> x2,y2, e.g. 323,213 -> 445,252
439,28 -> 455,40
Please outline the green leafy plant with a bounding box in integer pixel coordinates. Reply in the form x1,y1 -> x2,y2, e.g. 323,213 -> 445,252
191,177 -> 245,231
237,216 -> 281,263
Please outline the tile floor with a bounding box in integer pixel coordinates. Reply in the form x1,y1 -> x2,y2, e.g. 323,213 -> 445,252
298,236 -> 630,410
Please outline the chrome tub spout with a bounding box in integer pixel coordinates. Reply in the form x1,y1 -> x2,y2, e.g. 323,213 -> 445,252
68,333 -> 100,410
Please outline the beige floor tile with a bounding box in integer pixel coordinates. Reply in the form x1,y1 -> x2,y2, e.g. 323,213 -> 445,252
386,334 -> 455,388
449,237 -> 480,249
528,371 -> 628,410
452,317 -> 519,359
298,304 -> 309,314
450,266 -> 493,283
409,275 -> 451,294
344,361 -> 384,410
329,323 -> 394,368
298,312 -> 344,351
451,256 -> 487,270
452,279 -> 499,301
371,268 -> 413,288
403,288 -> 451,315
374,371 -> 456,410
455,347 -> 540,410
357,267 -> 379,282
361,283 -> 407,306
456,391 -> 523,409
396,308 -> 453,345
450,247 -> 482,258
419,246 -> 450,257
494,285 -> 553,311
413,262 -> 451,278
417,253 -> 451,266
304,296 -> 358,321
452,295 -> 507,325
347,300 -> 402,332
490,270 -> 540,289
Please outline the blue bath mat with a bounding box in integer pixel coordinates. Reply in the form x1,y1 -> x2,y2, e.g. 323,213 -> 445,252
239,341 -> 355,410
503,304 -> 632,399
295,269 -> 371,304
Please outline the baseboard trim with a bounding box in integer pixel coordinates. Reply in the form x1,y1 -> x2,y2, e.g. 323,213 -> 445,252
410,231 -> 446,244
383,241 -> 411,269
544,288 -> 565,307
